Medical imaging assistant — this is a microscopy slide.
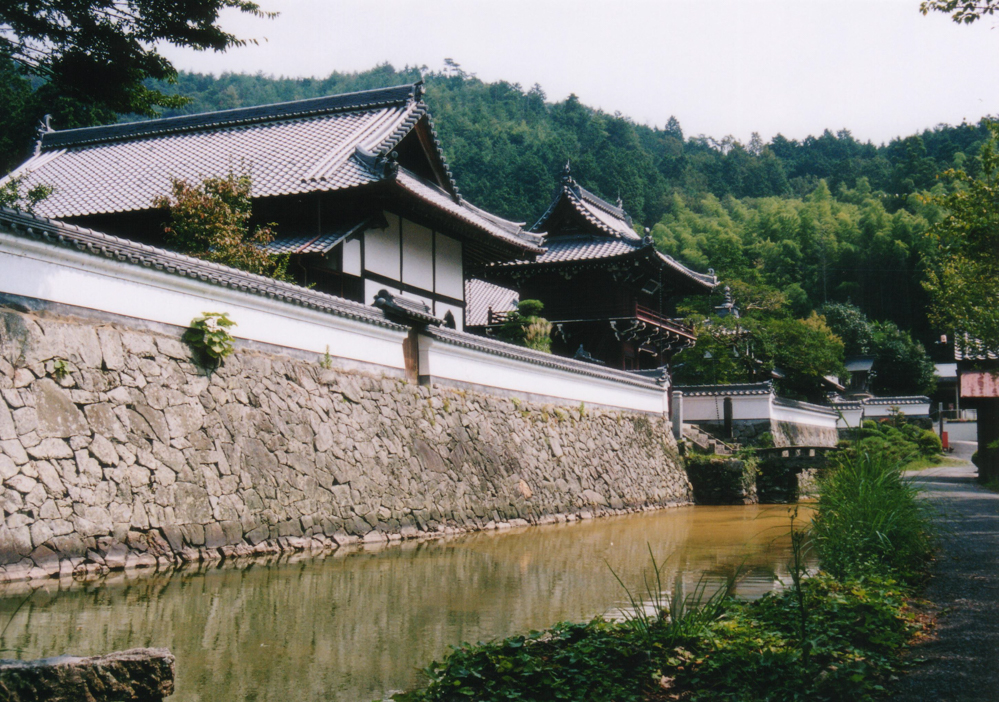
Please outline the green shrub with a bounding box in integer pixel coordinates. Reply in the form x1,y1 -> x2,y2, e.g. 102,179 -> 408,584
917,429 -> 942,456
811,449 -> 935,584
680,574 -> 914,701
391,619 -> 660,702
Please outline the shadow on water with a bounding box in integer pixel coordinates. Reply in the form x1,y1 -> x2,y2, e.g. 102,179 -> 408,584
0,504 -> 811,701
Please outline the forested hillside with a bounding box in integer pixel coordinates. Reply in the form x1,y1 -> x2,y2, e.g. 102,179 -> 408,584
3,62 -> 987,386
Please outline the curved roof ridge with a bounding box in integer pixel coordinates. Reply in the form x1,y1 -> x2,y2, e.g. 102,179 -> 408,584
40,82 -> 422,150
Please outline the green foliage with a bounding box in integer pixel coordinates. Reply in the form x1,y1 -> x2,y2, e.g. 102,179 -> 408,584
921,0 -> 999,24
185,312 -> 236,365
497,299 -> 552,353
822,302 -> 936,395
391,619 -> 660,702
921,122 -> 999,350
673,312 -> 845,400
394,568 -> 920,702
680,574 -> 915,701
154,171 -> 290,279
0,173 -> 53,214
917,428 -> 943,456
812,448 -> 935,584
319,345 -> 333,370
50,358 -> 68,379
1,1 -> 274,118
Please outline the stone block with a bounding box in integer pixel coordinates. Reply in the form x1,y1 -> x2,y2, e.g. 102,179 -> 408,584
203,523 -> 226,549
33,379 -> 88,439
96,327 -> 125,371
27,439 -> 73,461
89,434 -> 118,466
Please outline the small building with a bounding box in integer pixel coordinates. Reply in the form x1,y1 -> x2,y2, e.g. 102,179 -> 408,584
467,164 -> 716,371
954,335 -> 999,481
5,82 -> 543,330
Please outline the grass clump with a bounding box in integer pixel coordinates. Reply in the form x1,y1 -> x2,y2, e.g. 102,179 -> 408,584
811,449 -> 935,584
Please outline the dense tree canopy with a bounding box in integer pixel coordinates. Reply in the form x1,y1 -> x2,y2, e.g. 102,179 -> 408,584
921,123 -> 999,351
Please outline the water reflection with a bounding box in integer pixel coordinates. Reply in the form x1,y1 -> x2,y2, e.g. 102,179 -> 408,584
0,504 -> 808,701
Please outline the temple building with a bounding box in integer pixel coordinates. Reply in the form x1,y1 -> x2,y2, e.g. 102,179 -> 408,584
6,82 -> 542,329
467,164 -> 716,371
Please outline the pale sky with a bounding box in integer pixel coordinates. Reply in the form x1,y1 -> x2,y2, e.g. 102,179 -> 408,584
158,0 -> 999,146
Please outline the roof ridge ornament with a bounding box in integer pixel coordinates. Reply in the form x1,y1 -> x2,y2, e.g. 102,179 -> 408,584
33,114 -> 53,156
413,79 -> 425,100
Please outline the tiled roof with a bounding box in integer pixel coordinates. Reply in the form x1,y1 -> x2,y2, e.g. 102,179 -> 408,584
861,396 -> 931,406
532,165 -> 639,241
0,208 -> 406,331
845,356 -> 875,372
954,333 -> 998,361
574,186 -> 641,240
465,279 -> 519,326
8,83 -> 454,216
424,326 -> 665,390
676,382 -> 774,397
264,219 -> 369,255
535,236 -> 638,263
772,396 -> 838,416
486,234 -> 716,289
394,169 -> 543,253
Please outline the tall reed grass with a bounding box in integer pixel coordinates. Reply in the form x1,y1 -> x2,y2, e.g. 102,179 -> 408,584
811,448 -> 935,584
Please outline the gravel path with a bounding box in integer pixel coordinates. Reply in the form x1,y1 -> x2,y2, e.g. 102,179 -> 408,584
895,445 -> 999,701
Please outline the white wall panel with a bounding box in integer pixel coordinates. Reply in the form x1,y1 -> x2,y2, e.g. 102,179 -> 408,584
342,237 -> 361,276
434,234 -> 463,300
364,213 -> 400,280
419,336 -> 667,414
402,220 -> 434,291
0,233 -> 408,370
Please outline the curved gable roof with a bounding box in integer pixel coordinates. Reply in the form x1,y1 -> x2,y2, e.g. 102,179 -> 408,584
7,83 -> 461,219
532,163 -> 640,241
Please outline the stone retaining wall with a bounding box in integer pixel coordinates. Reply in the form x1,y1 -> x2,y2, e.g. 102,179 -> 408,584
0,307 -> 690,582
0,648 -> 174,701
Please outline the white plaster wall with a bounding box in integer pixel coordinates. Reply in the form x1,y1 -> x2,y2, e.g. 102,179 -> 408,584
434,233 -> 463,300
419,336 -> 667,414
364,213 -> 400,280
342,237 -> 361,276
771,404 -> 839,430
835,408 -> 865,430
863,403 -> 931,418
0,233 -> 408,370
402,220 -> 434,291
681,394 -> 772,422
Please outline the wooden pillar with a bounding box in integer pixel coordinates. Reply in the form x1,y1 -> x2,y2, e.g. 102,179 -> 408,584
723,397 -> 733,439
403,327 -> 420,383
977,399 -> 999,484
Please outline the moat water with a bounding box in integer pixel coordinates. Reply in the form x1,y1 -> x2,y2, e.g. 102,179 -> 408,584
0,504 -> 810,701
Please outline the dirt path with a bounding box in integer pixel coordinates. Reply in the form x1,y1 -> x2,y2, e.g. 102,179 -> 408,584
894,454 -> 999,701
